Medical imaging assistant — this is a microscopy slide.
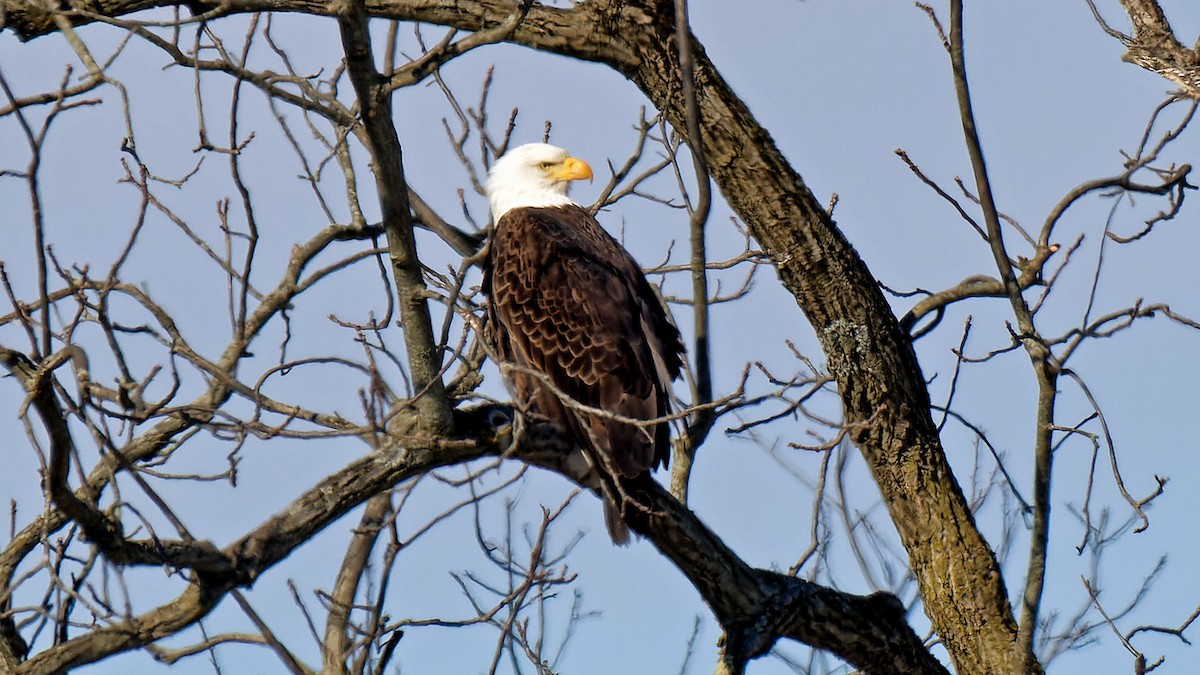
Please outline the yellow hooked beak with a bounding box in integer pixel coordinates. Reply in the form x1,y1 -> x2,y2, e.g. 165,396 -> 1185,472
549,156 -> 594,183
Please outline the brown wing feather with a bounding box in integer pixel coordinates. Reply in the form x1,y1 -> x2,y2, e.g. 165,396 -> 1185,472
483,205 -> 683,482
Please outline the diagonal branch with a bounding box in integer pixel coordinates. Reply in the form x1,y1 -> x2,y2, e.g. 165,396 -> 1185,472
6,396 -> 947,674
322,494 -> 392,675
336,0 -> 452,433
667,0 -> 715,503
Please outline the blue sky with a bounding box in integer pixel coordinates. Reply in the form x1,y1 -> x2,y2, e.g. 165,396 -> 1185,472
3,1 -> 1200,673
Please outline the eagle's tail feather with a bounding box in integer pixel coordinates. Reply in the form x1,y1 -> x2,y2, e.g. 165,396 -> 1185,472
603,497 -> 631,546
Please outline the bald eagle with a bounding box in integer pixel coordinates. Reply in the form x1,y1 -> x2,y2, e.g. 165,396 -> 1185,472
482,143 -> 685,544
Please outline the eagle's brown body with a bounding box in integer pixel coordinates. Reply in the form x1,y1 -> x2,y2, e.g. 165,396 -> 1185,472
483,203 -> 684,542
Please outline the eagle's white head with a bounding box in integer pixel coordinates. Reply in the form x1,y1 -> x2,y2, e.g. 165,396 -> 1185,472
486,143 -> 594,221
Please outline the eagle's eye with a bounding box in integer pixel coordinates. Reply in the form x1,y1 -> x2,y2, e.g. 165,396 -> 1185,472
538,161 -> 553,170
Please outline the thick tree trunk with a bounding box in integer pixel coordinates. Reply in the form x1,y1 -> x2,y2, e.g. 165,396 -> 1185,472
618,11 -> 1030,673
